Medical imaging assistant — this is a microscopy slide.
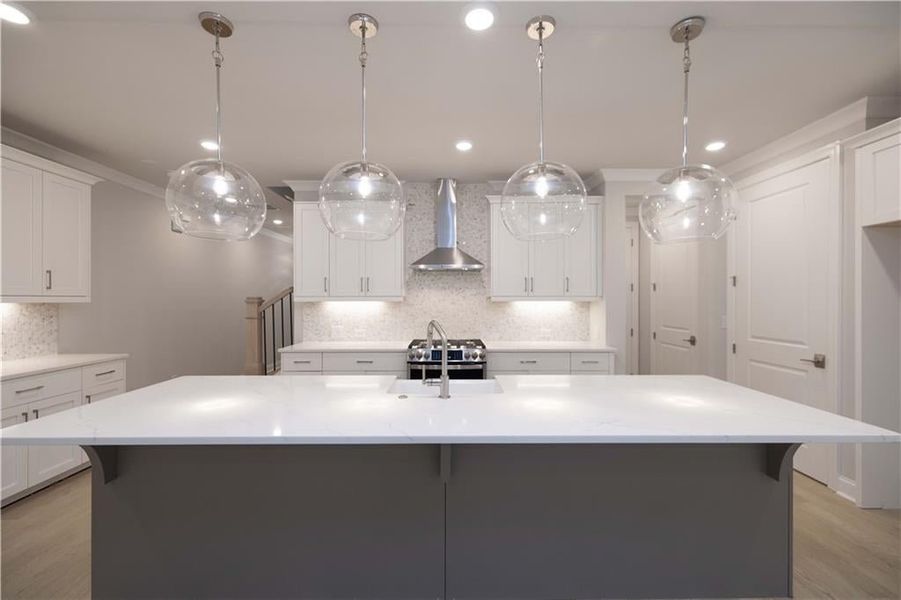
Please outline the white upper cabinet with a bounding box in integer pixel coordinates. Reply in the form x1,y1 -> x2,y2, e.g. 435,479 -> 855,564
1,146 -> 100,302
294,203 -> 405,301
853,126 -> 900,226
489,196 -> 604,301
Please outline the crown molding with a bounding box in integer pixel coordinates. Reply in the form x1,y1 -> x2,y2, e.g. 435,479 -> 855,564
1,126 -> 164,199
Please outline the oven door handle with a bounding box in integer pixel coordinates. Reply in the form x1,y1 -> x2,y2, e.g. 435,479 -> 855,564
408,363 -> 486,371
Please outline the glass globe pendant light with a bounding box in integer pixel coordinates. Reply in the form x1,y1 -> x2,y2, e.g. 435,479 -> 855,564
319,14 -> 404,241
639,17 -> 737,244
165,13 -> 266,241
501,16 -> 586,242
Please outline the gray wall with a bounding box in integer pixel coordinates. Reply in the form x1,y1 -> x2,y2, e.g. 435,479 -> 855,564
58,181 -> 292,390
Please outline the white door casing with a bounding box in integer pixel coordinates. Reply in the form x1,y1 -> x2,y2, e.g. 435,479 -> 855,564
730,144 -> 840,485
625,222 -> 640,374
650,240 -> 702,375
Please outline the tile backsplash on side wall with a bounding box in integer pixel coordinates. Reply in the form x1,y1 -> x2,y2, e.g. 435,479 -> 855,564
300,182 -> 592,342
1,303 -> 59,360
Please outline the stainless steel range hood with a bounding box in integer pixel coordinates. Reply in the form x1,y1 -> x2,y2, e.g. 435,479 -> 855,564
411,179 -> 485,272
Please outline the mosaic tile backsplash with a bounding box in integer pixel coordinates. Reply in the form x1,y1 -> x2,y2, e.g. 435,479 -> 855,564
1,303 -> 59,360
300,182 -> 591,342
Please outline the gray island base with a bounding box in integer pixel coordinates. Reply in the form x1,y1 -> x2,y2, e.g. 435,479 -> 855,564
84,442 -> 799,599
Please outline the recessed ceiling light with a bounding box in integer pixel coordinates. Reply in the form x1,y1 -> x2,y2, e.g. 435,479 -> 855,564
465,7 -> 494,31
455,140 -> 473,152
0,3 -> 30,25
705,140 -> 726,152
200,140 -> 219,151
272,219 -> 283,225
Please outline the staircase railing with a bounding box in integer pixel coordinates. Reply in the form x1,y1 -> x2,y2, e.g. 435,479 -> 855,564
245,287 -> 294,375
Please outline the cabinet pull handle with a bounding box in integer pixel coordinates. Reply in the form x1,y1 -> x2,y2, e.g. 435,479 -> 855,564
46,269 -> 52,290
530,277 -> 534,292
524,277 -> 528,292
21,412 -> 29,422
360,277 -> 364,293
324,277 -> 328,293
356,360 -> 374,364
520,360 -> 538,364
565,276 -> 570,293
15,385 -> 44,394
581,360 -> 599,364
366,277 -> 370,293
293,360 -> 312,364
32,409 -> 40,419
95,370 -> 116,377
86,395 -> 92,404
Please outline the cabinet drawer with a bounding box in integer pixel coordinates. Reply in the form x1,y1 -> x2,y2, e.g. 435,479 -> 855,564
489,352 -> 570,373
1,368 -> 81,409
570,353 -> 612,373
84,379 -> 126,404
82,360 -> 125,388
322,352 -> 407,373
281,353 -> 323,372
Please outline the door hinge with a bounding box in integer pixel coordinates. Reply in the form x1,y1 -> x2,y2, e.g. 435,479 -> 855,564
732,343 -> 736,354
652,282 -> 657,292
652,331 -> 657,340
731,275 -> 737,287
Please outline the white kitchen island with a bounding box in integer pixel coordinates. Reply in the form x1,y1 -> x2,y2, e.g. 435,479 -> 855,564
2,374 -> 898,600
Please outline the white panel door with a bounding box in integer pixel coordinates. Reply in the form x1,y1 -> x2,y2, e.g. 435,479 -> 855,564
733,148 -> 837,484
1,407 -> 29,500
364,224 -> 404,297
295,205 -> 330,299
651,240 -> 701,375
625,222 -> 640,374
490,204 -> 530,297
564,205 -> 598,297
42,172 -> 90,297
1,159 -> 43,296
329,236 -> 365,297
26,391 -> 83,484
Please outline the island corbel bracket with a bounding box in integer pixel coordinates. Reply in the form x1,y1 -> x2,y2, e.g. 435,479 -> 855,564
82,445 -> 118,484
765,443 -> 801,481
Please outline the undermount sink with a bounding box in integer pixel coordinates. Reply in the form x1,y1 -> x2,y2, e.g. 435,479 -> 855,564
388,378 -> 503,397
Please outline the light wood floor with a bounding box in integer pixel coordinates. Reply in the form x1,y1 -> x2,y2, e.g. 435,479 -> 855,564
1,470 -> 898,599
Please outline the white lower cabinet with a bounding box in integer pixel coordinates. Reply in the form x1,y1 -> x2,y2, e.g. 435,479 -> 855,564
26,391 -> 83,485
489,351 -> 614,376
281,351 -> 407,376
1,358 -> 126,505
1,408 -> 29,499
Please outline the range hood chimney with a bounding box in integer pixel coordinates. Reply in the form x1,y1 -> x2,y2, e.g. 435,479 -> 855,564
411,179 -> 485,272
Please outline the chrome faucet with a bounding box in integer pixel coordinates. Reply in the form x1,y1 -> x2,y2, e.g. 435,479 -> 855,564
425,320 -> 450,399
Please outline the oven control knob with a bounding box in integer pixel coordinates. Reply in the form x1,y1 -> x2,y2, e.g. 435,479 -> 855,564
464,349 -> 471,359
408,349 -> 416,360
471,349 -> 482,361
415,348 -> 426,360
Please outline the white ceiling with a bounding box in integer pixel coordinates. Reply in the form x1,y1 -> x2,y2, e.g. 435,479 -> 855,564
2,1 -> 899,231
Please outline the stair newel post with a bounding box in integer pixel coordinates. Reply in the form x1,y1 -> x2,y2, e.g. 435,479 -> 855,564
244,296 -> 264,375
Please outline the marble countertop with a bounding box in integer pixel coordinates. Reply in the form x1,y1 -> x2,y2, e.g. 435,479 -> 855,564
1,353 -> 129,381
280,341 -> 615,353
2,374 -> 898,446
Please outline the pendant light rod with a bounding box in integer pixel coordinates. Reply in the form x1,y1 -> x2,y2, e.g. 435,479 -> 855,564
349,13 -> 378,165
669,16 -> 705,168
527,16 -> 555,165
198,12 -> 233,164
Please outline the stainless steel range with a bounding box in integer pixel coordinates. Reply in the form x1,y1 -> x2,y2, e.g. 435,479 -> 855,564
407,338 -> 486,380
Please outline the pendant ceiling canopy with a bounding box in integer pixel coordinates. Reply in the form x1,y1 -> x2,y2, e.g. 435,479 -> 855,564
501,16 -> 587,242
319,13 -> 405,241
165,12 -> 267,241
639,16 -> 738,244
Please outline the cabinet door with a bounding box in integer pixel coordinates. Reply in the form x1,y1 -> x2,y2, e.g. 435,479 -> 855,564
84,379 -> 126,405
1,159 -> 43,296
295,205 -> 330,298
42,172 -> 91,297
490,204 -> 530,297
856,131 -> 901,226
528,204 -> 565,297
1,407 -> 29,500
26,391 -> 83,485
329,236 -> 365,297
564,204 -> 598,297
364,223 -> 404,297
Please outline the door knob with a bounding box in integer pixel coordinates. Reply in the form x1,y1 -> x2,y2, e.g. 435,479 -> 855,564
682,335 -> 697,346
800,353 -> 826,369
